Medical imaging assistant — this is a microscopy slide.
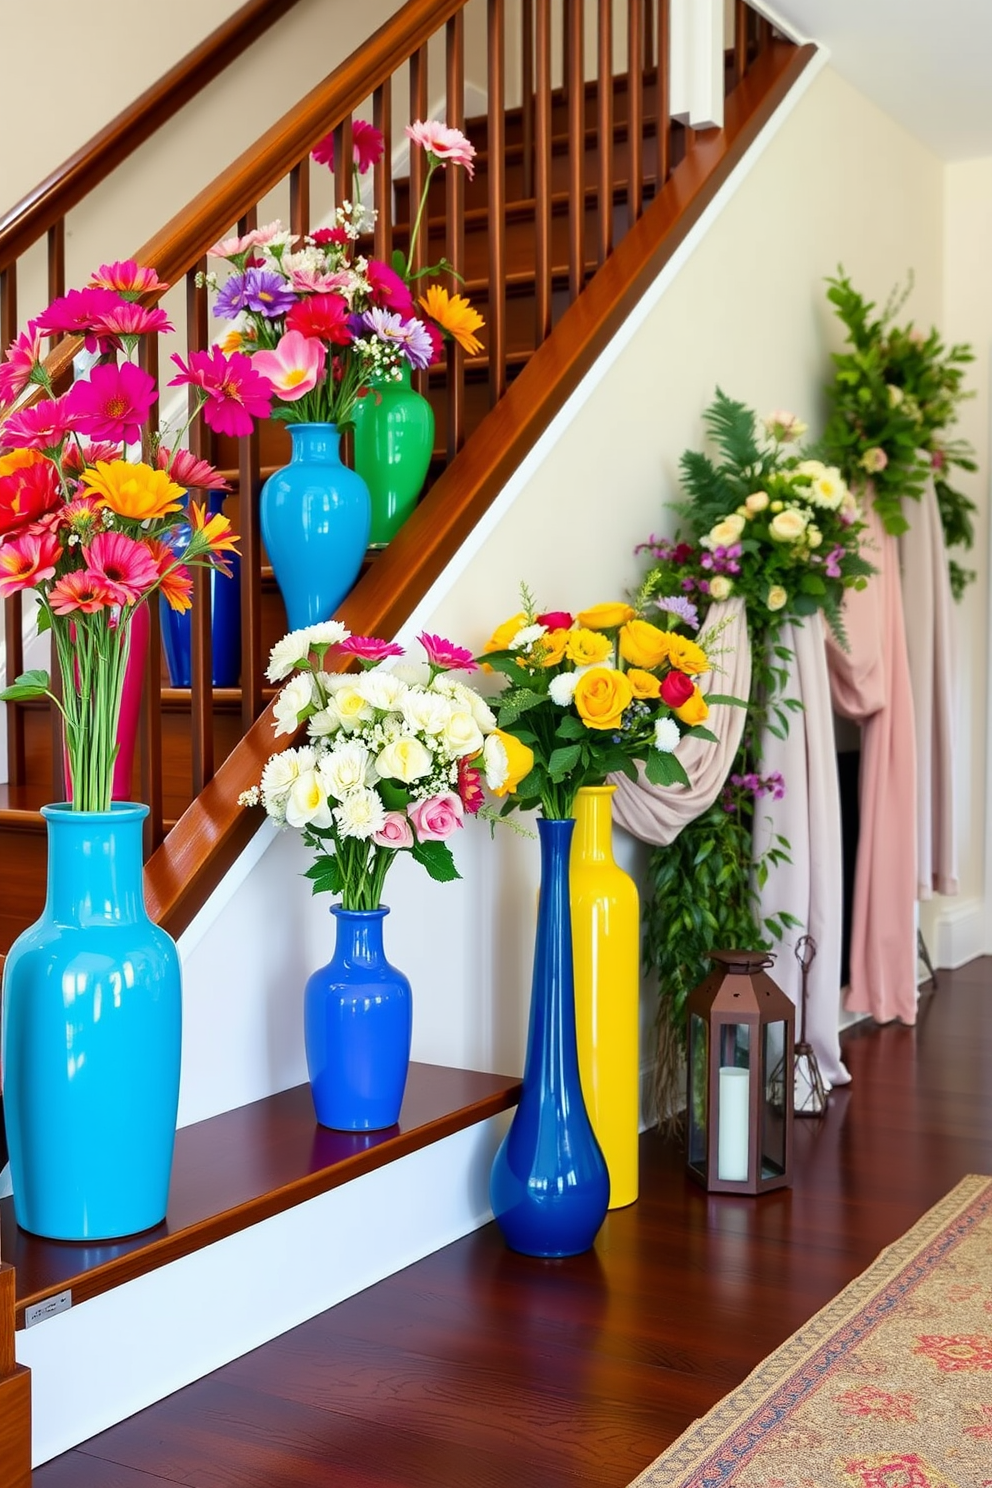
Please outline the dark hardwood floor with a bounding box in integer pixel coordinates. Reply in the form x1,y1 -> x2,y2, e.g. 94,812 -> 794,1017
35,959 -> 992,1488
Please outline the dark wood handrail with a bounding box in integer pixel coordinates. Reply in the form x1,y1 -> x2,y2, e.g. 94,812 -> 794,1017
144,39 -> 817,940
0,0 -> 303,270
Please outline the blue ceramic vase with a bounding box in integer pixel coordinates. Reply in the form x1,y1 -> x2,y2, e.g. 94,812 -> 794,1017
1,802 -> 182,1240
304,906 -> 412,1131
490,818 -> 610,1257
260,423 -> 371,632
160,491 -> 241,687
352,363 -> 435,548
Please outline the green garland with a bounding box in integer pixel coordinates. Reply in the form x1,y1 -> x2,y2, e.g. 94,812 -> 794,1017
822,269 -> 978,599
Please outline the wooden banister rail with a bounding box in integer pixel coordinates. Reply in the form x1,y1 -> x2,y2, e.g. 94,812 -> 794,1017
145,38 -> 816,941
0,1264 -> 31,1487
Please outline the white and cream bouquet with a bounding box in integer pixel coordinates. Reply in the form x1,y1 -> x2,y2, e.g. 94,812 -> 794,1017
240,623 -> 497,910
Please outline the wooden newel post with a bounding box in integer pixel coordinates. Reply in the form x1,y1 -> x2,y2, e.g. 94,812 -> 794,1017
0,1263 -> 31,1486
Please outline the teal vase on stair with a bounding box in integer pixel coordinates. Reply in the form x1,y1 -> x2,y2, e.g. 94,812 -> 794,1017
352,364 -> 434,547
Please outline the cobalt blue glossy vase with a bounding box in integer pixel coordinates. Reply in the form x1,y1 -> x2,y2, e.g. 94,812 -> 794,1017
160,491 -> 241,687
260,422 -> 371,632
304,906 -> 412,1131
490,818 -> 610,1257
1,803 -> 182,1240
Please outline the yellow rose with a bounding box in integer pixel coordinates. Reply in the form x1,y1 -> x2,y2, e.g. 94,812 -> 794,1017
619,619 -> 672,670
573,668 -> 633,731
536,627 -> 570,666
566,628 -> 612,666
665,633 -> 710,676
675,687 -> 709,726
575,602 -> 636,631
483,729 -> 535,796
627,668 -> 661,699
484,612 -> 527,654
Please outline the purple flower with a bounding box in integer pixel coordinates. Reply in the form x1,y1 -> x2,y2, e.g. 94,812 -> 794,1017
653,594 -> 700,631
681,577 -> 696,592
357,309 -> 434,370
242,268 -> 297,317
213,272 -> 251,318
700,552 -> 714,571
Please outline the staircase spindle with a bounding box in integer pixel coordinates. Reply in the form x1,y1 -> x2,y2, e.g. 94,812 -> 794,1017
627,0 -> 645,225
657,0 -> 671,186
597,0 -> 614,267
47,220 -> 66,306
334,117 -> 354,214
567,0 -> 585,302
289,159 -> 311,239
141,600 -> 165,851
445,11 -> 467,458
238,426 -> 264,733
534,0 -> 553,341
408,45 -> 429,397
521,0 -> 535,201
2,597 -> 26,785
487,0 -> 508,405
0,263 -> 16,349
372,82 -> 393,265
734,0 -> 749,84
184,261 -> 217,793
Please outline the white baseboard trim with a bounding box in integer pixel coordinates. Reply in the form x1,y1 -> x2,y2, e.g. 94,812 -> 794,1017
17,1112 -> 510,1467
926,897 -> 987,971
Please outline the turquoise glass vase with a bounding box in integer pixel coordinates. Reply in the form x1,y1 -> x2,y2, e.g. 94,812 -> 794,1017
352,363 -> 434,547
490,818 -> 610,1256
260,423 -> 371,631
1,802 -> 182,1240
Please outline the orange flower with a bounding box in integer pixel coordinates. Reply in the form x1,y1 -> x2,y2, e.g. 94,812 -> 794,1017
189,501 -> 239,556
536,627 -> 570,666
79,460 -> 185,522
419,284 -> 485,356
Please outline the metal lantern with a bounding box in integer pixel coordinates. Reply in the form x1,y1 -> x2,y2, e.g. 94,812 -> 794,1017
685,949 -> 795,1194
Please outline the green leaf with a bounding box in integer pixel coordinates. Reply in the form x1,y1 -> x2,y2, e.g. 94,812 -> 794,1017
0,668 -> 50,703
554,714 -> 588,741
644,751 -> 690,788
705,692 -> 746,708
547,743 -> 582,781
683,725 -> 718,743
410,839 -> 461,883
303,855 -> 343,897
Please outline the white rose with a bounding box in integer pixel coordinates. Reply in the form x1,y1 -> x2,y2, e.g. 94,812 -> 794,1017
745,491 -> 770,514
708,515 -> 745,547
482,732 -> 508,791
401,688 -> 451,735
273,674 -> 316,737
548,671 -> 579,706
376,736 -> 434,783
709,575 -> 733,600
439,709 -> 485,759
333,787 -> 387,840
654,718 -> 680,752
318,741 -> 375,800
333,683 -> 374,731
356,669 -> 408,711
285,769 -> 333,830
767,586 -> 788,611
887,383 -> 905,408
768,508 -> 809,542
807,528 -> 823,549
390,661 -> 430,687
438,679 -> 498,732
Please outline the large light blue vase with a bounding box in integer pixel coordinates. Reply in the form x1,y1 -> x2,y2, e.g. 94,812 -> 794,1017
490,818 -> 611,1257
260,422 -> 371,632
1,802 -> 182,1240
304,906 -> 412,1131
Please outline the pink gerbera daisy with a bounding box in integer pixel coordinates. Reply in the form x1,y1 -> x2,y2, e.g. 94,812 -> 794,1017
33,287 -> 127,338
0,320 -> 46,407
366,259 -> 416,317
64,361 -> 157,445
48,570 -> 117,614
339,635 -> 406,665
286,293 -> 353,345
311,119 -> 385,175
457,758 -> 485,816
417,632 -> 477,672
0,528 -> 63,598
88,261 -> 168,300
168,348 -> 273,437
62,441 -> 124,478
82,530 -> 161,605
3,393 -> 79,451
405,120 -> 476,178
85,301 -> 174,354
156,446 -> 230,492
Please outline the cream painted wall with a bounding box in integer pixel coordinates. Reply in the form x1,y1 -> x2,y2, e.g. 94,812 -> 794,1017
174,60 -> 970,1133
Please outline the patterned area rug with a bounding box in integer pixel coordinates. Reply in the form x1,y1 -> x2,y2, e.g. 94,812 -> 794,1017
630,1175 -> 992,1488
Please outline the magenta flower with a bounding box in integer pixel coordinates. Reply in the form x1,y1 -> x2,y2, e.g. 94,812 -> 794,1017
88,261 -> 167,299
406,120 -> 476,179
0,320 -> 45,406
169,347 -> 273,437
62,441 -> 124,477
0,528 -> 63,599
48,570 -> 117,614
339,635 -> 406,665
457,759 -> 485,816
408,791 -> 464,842
64,360 -> 157,445
33,286 -> 126,338
3,393 -> 80,449
86,301 -> 174,353
366,259 -> 416,317
82,531 -> 161,605
156,446 -> 230,491
417,632 -> 477,672
251,330 -> 326,402
311,119 -> 385,175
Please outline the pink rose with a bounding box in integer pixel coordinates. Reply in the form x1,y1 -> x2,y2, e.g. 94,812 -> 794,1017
372,811 -> 415,850
408,791 -> 464,842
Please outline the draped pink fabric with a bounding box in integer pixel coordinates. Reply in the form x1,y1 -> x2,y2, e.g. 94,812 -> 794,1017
825,504 -> 918,1024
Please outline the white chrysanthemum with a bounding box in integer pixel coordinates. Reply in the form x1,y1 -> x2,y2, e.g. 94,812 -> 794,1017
356,668 -> 408,712
319,741 -> 375,801
266,630 -> 314,682
548,672 -> 579,706
308,702 -> 342,738
653,718 -> 680,752
285,770 -> 333,830
768,508 -> 810,543
443,680 -> 497,732
439,709 -> 485,760
391,661 -> 430,687
401,688 -> 451,735
282,246 -> 326,275
796,459 -> 826,479
376,735 -> 433,783
260,745 -> 316,816
334,788 -> 387,840
482,733 -> 509,791
273,674 -> 316,736
332,683 -> 374,731
509,623 -> 547,651
808,468 -> 846,511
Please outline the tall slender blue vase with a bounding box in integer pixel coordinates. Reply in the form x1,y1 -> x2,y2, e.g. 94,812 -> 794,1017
260,422 -> 371,632
490,818 -> 610,1257
160,491 -> 241,687
1,803 -> 182,1240
304,906 -> 412,1131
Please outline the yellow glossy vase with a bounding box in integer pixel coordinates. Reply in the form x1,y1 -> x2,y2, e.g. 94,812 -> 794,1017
570,785 -> 640,1208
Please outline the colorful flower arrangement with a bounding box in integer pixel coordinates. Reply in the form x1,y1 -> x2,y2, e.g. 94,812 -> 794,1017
239,624 -> 498,910
633,391 -> 874,1117
822,268 -> 977,598
477,589 -> 722,821
0,260 -> 247,812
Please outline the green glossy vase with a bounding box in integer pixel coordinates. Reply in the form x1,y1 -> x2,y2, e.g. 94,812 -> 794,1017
352,362 -> 434,547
